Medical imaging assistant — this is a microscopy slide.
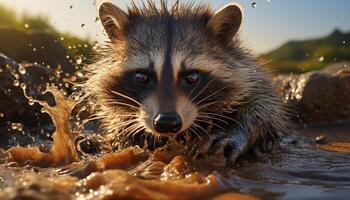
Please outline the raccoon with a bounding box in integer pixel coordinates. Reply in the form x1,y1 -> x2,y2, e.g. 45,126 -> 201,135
83,0 -> 290,166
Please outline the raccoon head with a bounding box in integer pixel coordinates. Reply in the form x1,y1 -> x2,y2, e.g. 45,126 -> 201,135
92,1 -> 247,139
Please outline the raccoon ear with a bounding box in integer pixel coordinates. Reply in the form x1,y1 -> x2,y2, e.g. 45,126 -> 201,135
207,3 -> 243,43
98,1 -> 129,40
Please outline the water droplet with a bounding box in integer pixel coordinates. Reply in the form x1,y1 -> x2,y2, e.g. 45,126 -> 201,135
342,40 -> 346,44
60,37 -> 65,41
267,0 -> 271,2
24,24 -> 30,29
76,56 -> 83,65
28,99 -> 35,106
18,66 -> 26,74
11,123 -> 23,131
20,83 -> 26,90
55,69 -> 62,77
13,80 -> 20,87
66,55 -> 70,59
0,113 -> 4,118
76,72 -> 83,78
70,92 -> 80,101
318,56 -> 324,62
92,42 -> 100,50
252,2 -> 257,8
33,47 -> 37,52
81,24 -> 85,28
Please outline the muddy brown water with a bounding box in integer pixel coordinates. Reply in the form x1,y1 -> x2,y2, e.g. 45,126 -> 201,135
0,88 -> 350,200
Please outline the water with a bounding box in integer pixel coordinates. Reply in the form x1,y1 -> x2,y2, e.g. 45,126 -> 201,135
0,87 -> 349,199
234,125 -> 350,200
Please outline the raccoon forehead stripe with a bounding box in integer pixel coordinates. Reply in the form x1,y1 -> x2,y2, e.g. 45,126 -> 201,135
118,51 -> 163,73
156,16 -> 179,112
152,51 -> 165,77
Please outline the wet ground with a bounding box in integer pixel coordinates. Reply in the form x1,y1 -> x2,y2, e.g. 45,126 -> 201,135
0,88 -> 349,200
233,123 -> 350,200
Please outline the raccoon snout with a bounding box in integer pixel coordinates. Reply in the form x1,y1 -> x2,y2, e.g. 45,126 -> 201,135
153,112 -> 182,134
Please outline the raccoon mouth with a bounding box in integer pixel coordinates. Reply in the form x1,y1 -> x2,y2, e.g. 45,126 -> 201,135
154,131 -> 181,138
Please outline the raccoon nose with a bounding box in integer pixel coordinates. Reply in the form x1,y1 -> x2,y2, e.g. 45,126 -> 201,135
153,112 -> 182,134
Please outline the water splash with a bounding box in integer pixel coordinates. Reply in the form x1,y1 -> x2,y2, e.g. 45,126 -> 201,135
6,86 -> 79,167
251,2 -> 257,8
11,123 -> 23,131
18,65 -> 26,75
13,80 -> 20,87
76,56 -> 83,65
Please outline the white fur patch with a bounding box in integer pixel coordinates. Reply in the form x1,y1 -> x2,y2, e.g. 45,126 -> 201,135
176,95 -> 198,132
152,51 -> 165,81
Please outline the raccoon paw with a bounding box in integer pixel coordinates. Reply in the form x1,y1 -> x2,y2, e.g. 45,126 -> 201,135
192,132 -> 245,167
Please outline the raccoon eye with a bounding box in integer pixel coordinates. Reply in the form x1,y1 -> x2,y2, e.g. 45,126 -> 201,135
134,72 -> 149,84
185,72 -> 200,85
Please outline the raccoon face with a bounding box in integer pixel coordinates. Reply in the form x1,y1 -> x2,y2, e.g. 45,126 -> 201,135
97,1 -> 243,137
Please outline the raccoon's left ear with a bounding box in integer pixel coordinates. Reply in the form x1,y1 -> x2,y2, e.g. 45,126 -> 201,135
207,3 -> 243,43
98,1 -> 129,40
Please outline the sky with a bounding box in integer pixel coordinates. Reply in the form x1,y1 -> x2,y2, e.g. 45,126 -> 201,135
0,0 -> 349,54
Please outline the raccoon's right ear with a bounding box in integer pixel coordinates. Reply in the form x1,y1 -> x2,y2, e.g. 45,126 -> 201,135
98,1 -> 129,40
207,3 -> 243,44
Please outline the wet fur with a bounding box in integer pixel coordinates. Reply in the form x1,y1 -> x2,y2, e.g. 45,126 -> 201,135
83,0 -> 291,165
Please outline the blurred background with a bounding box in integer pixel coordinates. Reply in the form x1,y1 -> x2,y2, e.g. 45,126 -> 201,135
0,0 -> 349,73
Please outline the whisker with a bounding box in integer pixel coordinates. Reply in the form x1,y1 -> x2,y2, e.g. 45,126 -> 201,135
112,119 -> 140,131
111,90 -> 143,107
194,119 -> 226,130
195,85 -> 230,106
77,116 -> 106,130
123,124 -> 143,140
189,127 -> 203,141
191,78 -> 215,103
121,123 -> 139,135
199,112 -> 232,121
197,115 -> 229,125
200,112 -> 245,130
122,126 -> 143,143
197,101 -> 221,110
105,101 -> 139,110
192,122 -> 211,139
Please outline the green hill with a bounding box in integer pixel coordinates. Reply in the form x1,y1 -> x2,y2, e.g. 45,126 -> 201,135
261,30 -> 350,74
0,4 -> 93,62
